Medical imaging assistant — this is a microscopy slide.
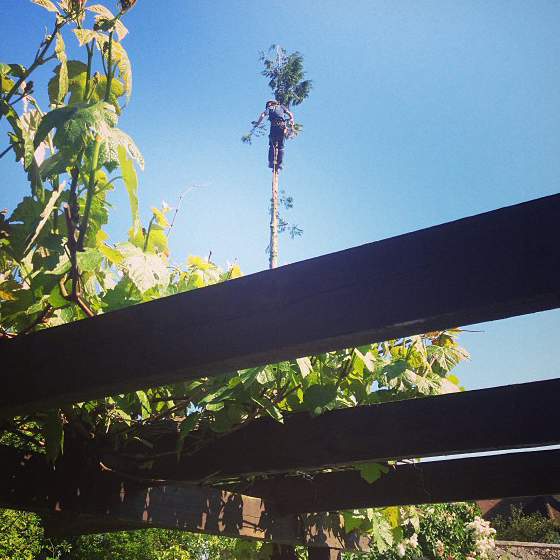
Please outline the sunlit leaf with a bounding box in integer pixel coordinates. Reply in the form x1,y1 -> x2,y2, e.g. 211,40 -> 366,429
30,0 -> 59,13
357,462 -> 389,484
117,145 -> 141,236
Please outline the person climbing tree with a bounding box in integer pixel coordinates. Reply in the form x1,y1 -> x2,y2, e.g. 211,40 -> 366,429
253,100 -> 294,171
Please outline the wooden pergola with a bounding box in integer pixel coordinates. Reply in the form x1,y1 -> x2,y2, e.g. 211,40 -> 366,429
1,193 -> 559,558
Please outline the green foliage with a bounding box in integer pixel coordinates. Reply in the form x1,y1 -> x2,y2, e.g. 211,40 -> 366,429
0,509 -> 236,560
492,505 -> 560,544
260,45 -> 313,109
343,503 -> 494,560
1,4 -> 478,559
62,529 -> 236,559
0,509 -> 70,559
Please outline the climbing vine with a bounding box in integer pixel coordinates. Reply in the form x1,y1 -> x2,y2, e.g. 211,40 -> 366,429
0,3 -> 491,558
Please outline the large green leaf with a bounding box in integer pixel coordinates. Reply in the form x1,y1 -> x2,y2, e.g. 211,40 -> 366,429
370,515 -> 393,553
30,0 -> 59,13
303,383 -> 337,416
0,99 -> 35,169
39,151 -> 69,179
48,60 -> 124,110
98,127 -> 144,171
76,248 -> 103,272
116,242 -> 170,293
357,462 -> 389,484
42,409 -> 64,464
0,63 -> 26,78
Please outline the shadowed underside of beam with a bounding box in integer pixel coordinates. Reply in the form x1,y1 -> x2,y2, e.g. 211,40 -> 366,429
107,377 -> 560,482
0,445 -> 369,552
235,449 -> 560,514
1,193 -> 559,414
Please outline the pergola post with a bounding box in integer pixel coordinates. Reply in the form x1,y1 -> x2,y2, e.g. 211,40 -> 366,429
271,544 -> 298,559
308,547 -> 341,559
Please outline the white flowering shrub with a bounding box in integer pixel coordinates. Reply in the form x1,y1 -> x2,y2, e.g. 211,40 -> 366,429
466,516 -> 496,558
343,503 -> 495,560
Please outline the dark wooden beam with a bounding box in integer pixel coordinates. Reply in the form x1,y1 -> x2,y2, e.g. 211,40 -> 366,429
237,449 -> 560,514
1,194 -> 560,414
0,445 -> 368,552
115,378 -> 560,482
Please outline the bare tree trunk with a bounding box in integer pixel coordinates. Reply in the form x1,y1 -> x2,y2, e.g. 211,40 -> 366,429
269,147 -> 279,269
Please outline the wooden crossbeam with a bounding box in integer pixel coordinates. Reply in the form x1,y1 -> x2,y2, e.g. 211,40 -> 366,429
236,449 -> 560,514
0,445 -> 369,552
112,378 -> 560,482
1,194 -> 559,414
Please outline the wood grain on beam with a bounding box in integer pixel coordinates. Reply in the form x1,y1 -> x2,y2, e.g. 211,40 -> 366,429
1,194 -> 559,414
0,445 -> 368,552
237,449 -> 560,514
116,378 -> 560,481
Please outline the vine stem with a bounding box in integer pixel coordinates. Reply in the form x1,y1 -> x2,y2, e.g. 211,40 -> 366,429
0,145 -> 14,160
104,30 -> 114,102
77,135 -> 101,250
84,42 -> 94,101
1,19 -> 66,123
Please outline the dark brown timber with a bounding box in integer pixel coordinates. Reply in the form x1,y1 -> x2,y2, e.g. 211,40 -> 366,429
110,378 -> 560,482
2,193 -> 560,414
237,449 -> 560,514
0,445 -> 369,552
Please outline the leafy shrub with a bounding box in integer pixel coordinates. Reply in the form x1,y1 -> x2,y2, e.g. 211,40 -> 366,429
492,505 -> 560,544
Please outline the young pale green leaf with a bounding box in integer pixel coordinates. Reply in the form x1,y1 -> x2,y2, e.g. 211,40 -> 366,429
99,244 -> 124,265
370,514 -> 393,553
135,390 -> 151,418
109,128 -> 144,169
116,242 -> 170,293
55,34 -> 68,104
117,145 -> 141,236
296,357 -> 312,377
109,41 -> 132,105
48,60 -> 124,112
357,462 -> 389,484
30,0 -> 59,13
86,3 -> 114,17
256,367 -> 276,386
1,73 -> 15,94
144,226 -> 167,255
72,29 -> 97,46
440,378 -> 461,394
427,345 -> 470,372
354,348 -> 375,373
151,207 -> 170,227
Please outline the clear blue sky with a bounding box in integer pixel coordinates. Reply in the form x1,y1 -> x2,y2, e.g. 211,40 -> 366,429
1,0 -> 559,391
